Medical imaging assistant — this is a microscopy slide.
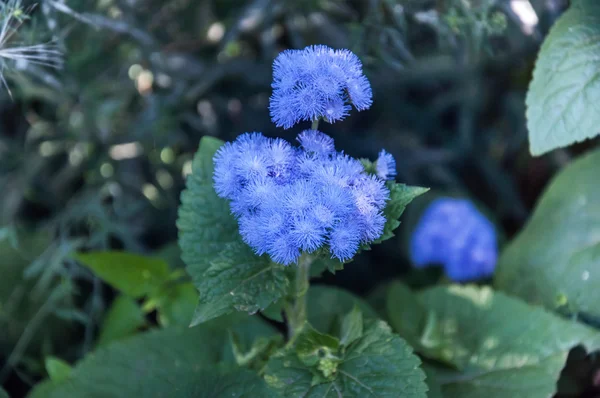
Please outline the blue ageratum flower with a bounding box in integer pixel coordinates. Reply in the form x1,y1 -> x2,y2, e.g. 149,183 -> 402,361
410,198 -> 498,282
213,130 -> 394,265
269,45 -> 373,129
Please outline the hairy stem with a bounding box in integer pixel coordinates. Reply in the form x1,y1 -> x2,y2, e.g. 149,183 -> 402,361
311,118 -> 320,130
286,253 -> 312,340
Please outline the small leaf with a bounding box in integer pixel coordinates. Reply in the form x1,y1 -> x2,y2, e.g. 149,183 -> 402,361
28,316 -> 278,398
0,387 -> 8,398
339,305 -> 363,347
230,332 -> 283,370
152,282 -> 198,327
177,136 -> 289,324
75,251 -> 170,298
307,285 -> 378,334
264,319 -> 428,397
385,283 -> 600,397
97,295 -> 146,347
526,0 -> 600,155
45,357 -> 72,383
495,148 -> 600,319
375,183 -> 429,244
295,323 -> 340,367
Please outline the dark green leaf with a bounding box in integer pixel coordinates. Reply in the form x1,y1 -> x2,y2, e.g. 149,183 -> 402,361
495,148 -> 600,319
28,315 -> 278,398
177,136 -> 289,325
97,295 -> 146,347
75,251 -> 170,299
0,387 -> 9,398
45,357 -> 72,383
526,0 -> 600,155
264,319 -> 428,397
386,283 -> 600,397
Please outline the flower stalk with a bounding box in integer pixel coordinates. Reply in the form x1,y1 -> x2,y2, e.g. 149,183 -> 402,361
286,253 -> 313,339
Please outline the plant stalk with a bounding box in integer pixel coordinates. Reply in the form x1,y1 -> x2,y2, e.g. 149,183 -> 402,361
311,118 -> 320,130
286,253 -> 312,340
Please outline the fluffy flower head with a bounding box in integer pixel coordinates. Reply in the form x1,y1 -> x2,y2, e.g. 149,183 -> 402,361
269,45 -> 373,129
214,130 -> 390,265
409,198 -> 498,282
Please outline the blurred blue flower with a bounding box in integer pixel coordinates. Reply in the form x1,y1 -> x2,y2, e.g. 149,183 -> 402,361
410,198 -> 498,281
269,45 -> 373,129
213,131 -> 390,265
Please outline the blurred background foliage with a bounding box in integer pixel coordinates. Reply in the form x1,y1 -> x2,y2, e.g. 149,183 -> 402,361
4,0 -> 599,396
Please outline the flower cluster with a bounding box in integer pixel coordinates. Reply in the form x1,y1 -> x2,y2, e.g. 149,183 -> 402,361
269,45 -> 373,129
410,198 -> 498,282
213,130 -> 393,265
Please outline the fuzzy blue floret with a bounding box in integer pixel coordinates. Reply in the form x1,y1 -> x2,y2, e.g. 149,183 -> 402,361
213,131 -> 390,265
376,150 -> 396,181
409,198 -> 498,282
269,45 -> 373,129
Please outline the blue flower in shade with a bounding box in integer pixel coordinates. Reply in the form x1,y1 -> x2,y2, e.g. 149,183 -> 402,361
410,198 -> 498,282
213,131 -> 390,265
376,150 -> 396,181
269,45 -> 373,129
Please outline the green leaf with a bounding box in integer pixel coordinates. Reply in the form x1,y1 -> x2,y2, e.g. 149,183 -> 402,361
28,316 -> 278,398
177,136 -> 289,325
306,285 -> 378,334
375,183 -> 429,244
45,357 -> 72,383
295,323 -> 340,367
97,295 -> 146,347
385,283 -> 600,397
0,387 -> 9,398
75,251 -> 170,299
526,0 -> 600,155
495,148 -> 600,319
152,282 -> 198,327
264,319 -> 428,397
339,305 -> 363,346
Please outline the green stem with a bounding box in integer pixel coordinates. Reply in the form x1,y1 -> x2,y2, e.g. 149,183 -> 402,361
286,253 -> 312,339
311,118 -> 320,130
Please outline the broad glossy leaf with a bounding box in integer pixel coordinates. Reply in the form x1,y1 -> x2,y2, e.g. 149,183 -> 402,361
495,148 -> 600,318
385,283 -> 600,397
28,315 -> 277,398
526,0 -> 600,155
97,295 -> 146,347
177,136 -> 289,325
75,251 -> 170,299
264,318 -> 428,397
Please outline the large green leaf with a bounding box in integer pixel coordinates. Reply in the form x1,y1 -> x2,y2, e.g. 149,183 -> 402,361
75,251 -> 170,299
28,315 -> 278,398
177,136 -> 289,325
526,0 -> 600,155
265,316 -> 427,397
385,283 -> 600,397
495,148 -> 600,318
